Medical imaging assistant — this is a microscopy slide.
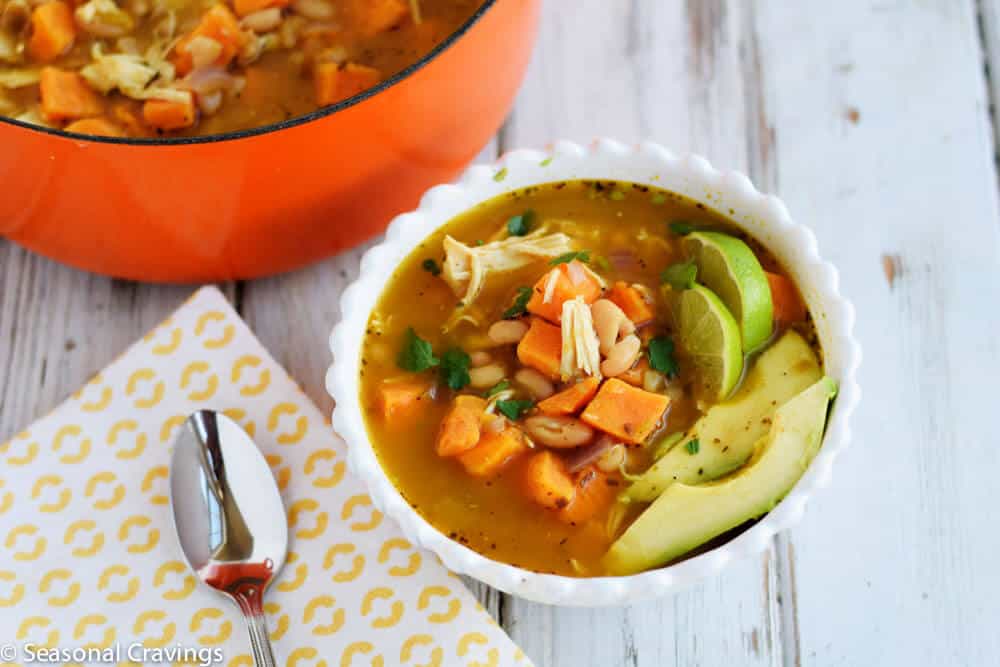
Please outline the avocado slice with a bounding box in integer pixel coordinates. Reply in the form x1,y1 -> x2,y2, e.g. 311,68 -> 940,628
604,376 -> 837,575
621,330 -> 821,503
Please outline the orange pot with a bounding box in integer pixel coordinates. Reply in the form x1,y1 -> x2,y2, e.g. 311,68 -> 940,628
0,0 -> 540,283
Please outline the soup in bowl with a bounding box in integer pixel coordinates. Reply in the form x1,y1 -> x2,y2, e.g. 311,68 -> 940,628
328,141 -> 860,604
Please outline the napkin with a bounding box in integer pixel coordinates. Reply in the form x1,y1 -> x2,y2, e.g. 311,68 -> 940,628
0,287 -> 530,667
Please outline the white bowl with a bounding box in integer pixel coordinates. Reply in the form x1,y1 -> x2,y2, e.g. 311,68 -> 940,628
326,139 -> 861,606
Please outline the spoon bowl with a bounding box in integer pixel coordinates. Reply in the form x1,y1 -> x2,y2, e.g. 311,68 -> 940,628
169,410 -> 287,666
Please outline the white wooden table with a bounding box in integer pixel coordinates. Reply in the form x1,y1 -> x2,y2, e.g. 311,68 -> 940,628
4,1 -> 1000,664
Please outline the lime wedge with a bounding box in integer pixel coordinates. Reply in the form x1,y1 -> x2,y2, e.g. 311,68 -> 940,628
683,231 -> 773,352
678,284 -> 744,400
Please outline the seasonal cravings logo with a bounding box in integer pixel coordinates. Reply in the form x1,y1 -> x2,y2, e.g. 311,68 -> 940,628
9,642 -> 225,666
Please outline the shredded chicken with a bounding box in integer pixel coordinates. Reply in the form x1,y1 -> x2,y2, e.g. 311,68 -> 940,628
80,50 -> 156,97
541,269 -> 559,304
0,67 -> 38,88
560,296 -> 602,381
442,231 -> 574,305
75,0 -> 135,38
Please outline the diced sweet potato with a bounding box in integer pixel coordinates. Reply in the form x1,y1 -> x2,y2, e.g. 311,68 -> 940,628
39,67 -> 103,121
233,0 -> 290,17
580,378 -> 670,445
436,395 -> 486,457
110,102 -> 147,137
516,317 -> 562,380
352,0 -> 409,36
536,377 -> 600,416
457,424 -> 529,477
766,272 -> 807,326
64,117 -> 123,137
607,281 -> 655,325
313,62 -> 340,107
557,467 -> 617,525
376,379 -> 432,420
338,63 -> 380,98
171,4 -> 242,76
314,62 -> 381,106
524,451 -> 576,510
527,260 -> 603,324
27,2 -> 76,63
143,95 -> 196,131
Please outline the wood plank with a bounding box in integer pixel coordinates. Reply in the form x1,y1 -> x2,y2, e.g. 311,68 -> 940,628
501,2 -> 782,665
0,241 -> 222,444
753,1 -> 1000,664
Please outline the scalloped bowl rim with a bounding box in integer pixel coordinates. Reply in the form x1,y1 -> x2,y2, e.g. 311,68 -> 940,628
326,138 -> 861,606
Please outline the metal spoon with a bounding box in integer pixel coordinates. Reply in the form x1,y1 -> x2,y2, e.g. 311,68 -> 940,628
169,410 -> 288,667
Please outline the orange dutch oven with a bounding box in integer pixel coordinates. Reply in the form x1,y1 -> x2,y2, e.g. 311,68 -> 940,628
0,0 -> 540,282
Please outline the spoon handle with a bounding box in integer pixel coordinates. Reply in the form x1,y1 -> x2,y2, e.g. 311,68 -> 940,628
232,586 -> 277,667
242,607 -> 277,667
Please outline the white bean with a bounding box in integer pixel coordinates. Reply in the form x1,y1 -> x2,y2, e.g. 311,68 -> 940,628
514,368 -> 554,399
292,0 -> 334,20
469,351 -> 492,368
488,320 -> 528,345
241,7 -> 282,32
600,334 -> 642,377
468,364 -> 505,389
523,415 -> 594,449
591,299 -> 635,355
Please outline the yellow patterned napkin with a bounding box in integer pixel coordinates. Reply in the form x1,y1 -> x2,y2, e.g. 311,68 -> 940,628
0,286 -> 530,667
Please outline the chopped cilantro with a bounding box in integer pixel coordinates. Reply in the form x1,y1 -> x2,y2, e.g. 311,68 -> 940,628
651,192 -> 667,205
540,156 -> 554,167
669,221 -> 696,236
496,399 -> 534,421
475,239 -> 485,246
485,380 -> 510,397
439,348 -> 471,390
421,258 -> 441,276
493,167 -> 508,182
647,336 -> 679,377
661,260 -> 698,290
397,328 -> 439,372
502,286 -> 533,319
685,438 -> 700,455
507,210 -> 535,236
550,250 -> 591,266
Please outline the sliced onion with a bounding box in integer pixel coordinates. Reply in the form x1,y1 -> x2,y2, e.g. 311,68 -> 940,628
179,67 -> 236,96
565,436 -> 613,473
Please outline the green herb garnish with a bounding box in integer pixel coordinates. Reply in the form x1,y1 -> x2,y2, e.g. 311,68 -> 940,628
493,167 -> 508,182
651,192 -> 667,205
502,286 -> 533,319
550,250 -> 591,266
421,258 -> 441,276
647,336 -> 679,377
439,348 -> 471,390
661,260 -> 698,290
685,438 -> 700,455
592,254 -> 611,272
485,380 -> 510,398
610,189 -> 625,201
669,221 -> 695,236
397,328 -> 439,372
540,156 -> 554,167
496,399 -> 534,421
507,210 -> 535,236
